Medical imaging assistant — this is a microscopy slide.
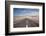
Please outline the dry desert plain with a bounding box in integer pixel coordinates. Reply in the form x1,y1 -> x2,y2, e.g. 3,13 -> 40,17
13,16 -> 39,28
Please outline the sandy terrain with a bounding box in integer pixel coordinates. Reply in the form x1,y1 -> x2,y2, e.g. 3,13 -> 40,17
13,16 -> 39,28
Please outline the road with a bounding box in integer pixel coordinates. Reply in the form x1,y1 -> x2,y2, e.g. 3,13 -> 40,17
14,18 -> 39,28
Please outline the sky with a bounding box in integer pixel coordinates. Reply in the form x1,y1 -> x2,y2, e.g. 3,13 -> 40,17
13,8 -> 39,16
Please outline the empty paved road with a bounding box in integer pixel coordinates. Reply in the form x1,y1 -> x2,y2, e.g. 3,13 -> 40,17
14,18 -> 39,28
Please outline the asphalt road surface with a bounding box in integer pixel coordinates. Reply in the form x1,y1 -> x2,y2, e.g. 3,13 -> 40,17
14,18 -> 39,28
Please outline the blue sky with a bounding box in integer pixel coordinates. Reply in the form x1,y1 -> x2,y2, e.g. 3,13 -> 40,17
13,8 -> 39,16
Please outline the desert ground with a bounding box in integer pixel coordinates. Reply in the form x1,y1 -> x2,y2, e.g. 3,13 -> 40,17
13,16 -> 39,28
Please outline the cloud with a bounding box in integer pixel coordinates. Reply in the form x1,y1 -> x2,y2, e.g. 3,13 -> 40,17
14,8 -> 39,16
